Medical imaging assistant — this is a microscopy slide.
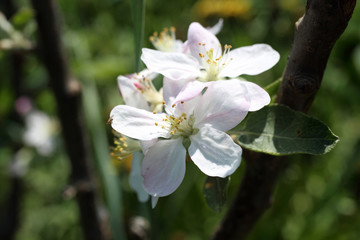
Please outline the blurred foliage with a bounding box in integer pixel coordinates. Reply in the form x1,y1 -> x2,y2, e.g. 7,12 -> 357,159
0,0 -> 359,239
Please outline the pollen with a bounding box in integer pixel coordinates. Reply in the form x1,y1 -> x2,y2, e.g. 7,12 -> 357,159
110,131 -> 141,161
197,42 -> 234,82
150,26 -> 177,52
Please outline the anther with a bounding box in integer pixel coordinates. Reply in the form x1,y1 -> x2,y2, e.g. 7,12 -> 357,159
153,111 -> 157,114
172,104 -> 176,108
155,122 -> 158,126
180,101 -> 184,104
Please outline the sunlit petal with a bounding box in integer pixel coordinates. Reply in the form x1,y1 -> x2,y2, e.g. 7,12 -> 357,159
220,44 -> 280,78
237,78 -> 271,111
189,126 -> 242,177
193,80 -> 250,132
141,48 -> 200,80
186,22 -> 221,63
110,105 -> 169,140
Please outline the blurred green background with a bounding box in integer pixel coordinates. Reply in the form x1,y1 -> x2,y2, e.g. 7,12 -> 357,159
1,0 -> 360,239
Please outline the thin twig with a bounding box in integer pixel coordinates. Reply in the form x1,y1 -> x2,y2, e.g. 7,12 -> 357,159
30,0 -> 105,239
212,0 -> 356,239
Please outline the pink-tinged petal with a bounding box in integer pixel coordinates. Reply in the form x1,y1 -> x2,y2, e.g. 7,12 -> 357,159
189,126 -> 242,177
220,44 -> 280,78
237,79 -> 271,111
186,22 -> 221,63
142,138 -> 186,197
163,77 -> 193,105
129,152 -> 149,202
110,105 -> 169,141
117,76 -> 149,110
193,80 -> 250,132
141,48 -> 200,80
173,81 -> 208,105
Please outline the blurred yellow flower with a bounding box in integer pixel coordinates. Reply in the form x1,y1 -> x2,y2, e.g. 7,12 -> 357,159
194,0 -> 251,18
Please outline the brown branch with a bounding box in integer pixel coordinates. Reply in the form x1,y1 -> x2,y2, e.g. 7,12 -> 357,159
30,0 -> 105,239
212,0 -> 356,239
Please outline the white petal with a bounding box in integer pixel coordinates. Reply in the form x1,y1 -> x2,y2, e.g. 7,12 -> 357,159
237,79 -> 271,111
207,18 -> 224,35
220,44 -> 280,78
142,138 -> 186,197
193,80 -> 250,132
141,48 -> 200,80
117,76 -> 149,110
140,139 -> 158,154
129,152 -> 149,202
163,77 -> 193,105
172,80 -> 208,105
186,22 -> 221,63
110,105 -> 169,140
189,126 -> 242,177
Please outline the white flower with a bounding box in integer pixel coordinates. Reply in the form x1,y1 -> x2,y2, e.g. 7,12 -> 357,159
117,69 -> 163,112
116,69 -> 164,205
149,27 -> 184,53
141,22 -> 279,110
23,110 -> 58,156
110,80 -> 254,197
149,19 -> 223,53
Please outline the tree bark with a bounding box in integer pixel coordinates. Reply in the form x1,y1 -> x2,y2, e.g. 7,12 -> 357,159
212,0 -> 356,239
30,0 -> 105,239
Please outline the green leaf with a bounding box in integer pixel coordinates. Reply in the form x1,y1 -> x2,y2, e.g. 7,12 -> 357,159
130,0 -> 145,72
203,176 -> 229,213
82,81 -> 127,240
231,104 -> 339,155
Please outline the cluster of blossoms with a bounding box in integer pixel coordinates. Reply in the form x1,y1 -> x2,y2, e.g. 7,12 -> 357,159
109,20 -> 279,207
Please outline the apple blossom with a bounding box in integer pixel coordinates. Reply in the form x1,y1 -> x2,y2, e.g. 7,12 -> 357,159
115,69 -> 165,205
23,110 -> 58,156
141,22 -> 279,110
117,69 -> 163,112
110,80 -> 258,197
149,19 -> 223,53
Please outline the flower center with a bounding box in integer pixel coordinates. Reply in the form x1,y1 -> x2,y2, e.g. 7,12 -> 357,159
110,131 -> 141,160
154,103 -> 197,138
198,43 -> 233,82
133,73 -> 164,111
150,27 -> 177,52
